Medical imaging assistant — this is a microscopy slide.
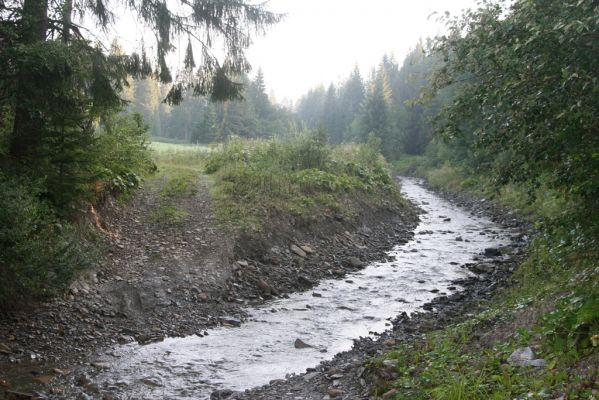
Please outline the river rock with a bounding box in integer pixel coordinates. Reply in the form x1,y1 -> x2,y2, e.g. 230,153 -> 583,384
484,247 -> 502,257
219,317 -> 242,327
473,263 -> 495,273
210,389 -> 235,399
294,338 -> 313,349
290,245 -> 307,258
300,245 -> 314,254
257,279 -> 271,294
346,257 -> 364,268
507,347 -> 546,367
327,388 -> 344,398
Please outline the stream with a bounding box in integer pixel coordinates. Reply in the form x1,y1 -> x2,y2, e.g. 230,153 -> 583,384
83,177 -> 512,399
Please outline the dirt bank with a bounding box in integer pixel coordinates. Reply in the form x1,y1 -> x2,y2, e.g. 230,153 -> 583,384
0,174 -> 417,398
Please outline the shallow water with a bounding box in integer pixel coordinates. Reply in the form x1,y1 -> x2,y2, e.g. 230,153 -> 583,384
89,177 -> 511,399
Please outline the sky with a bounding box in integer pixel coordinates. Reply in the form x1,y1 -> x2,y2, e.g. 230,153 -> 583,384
103,0 -> 480,104
245,0 -> 480,104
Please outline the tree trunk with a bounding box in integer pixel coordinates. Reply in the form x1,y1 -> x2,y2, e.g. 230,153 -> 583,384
9,0 -> 48,160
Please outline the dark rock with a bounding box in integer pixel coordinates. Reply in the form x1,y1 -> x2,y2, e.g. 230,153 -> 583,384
294,338 -> 313,349
346,257 -> 364,268
484,248 -> 502,257
211,389 -> 235,399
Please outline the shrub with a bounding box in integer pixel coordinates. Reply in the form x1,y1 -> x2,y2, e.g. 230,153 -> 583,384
0,175 -> 95,307
93,113 -> 155,197
205,134 -> 402,229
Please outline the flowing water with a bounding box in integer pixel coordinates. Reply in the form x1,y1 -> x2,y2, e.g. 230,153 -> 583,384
87,177 -> 512,399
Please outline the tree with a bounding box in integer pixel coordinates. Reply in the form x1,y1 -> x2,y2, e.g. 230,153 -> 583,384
248,68 -> 271,119
356,67 -> 397,159
338,65 -> 365,137
1,0 -> 280,153
429,0 -> 599,226
321,83 -> 343,143
0,0 -> 280,208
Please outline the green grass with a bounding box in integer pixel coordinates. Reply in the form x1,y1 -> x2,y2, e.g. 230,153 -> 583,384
143,141 -> 213,225
148,204 -> 189,224
205,135 -> 408,231
373,241 -> 598,399
150,140 -> 214,153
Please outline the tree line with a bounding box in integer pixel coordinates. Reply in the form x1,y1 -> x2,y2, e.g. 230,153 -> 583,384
126,68 -> 301,143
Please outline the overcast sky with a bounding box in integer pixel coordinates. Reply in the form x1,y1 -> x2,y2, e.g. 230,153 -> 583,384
104,1 -> 480,104
245,0 -> 479,103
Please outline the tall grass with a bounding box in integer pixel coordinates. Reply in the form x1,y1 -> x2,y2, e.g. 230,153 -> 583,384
204,134 -> 404,230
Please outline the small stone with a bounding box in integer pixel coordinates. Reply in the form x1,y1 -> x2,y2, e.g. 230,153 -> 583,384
507,347 -> 545,367
300,245 -> 314,254
294,338 -> 313,349
383,338 -> 396,346
197,292 -> 209,301
473,263 -> 494,273
383,388 -> 398,399
219,317 -> 242,327
290,245 -> 307,258
303,372 -> 320,382
257,279 -> 271,294
346,257 -> 364,268
236,260 -> 249,267
382,359 -> 398,368
312,292 -> 322,297
327,388 -> 344,398
484,248 -> 502,257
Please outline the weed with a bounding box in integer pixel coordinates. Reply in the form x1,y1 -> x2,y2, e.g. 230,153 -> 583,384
148,204 -> 189,224
204,135 -> 405,230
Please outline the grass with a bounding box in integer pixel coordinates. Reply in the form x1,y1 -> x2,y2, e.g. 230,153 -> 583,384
148,204 -> 189,224
204,135 -> 407,231
372,234 -> 598,399
144,140 -> 213,224
374,158 -> 598,400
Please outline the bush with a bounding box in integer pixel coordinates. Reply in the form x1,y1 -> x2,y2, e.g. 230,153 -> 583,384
205,134 -> 402,229
0,175 -> 95,307
93,113 -> 155,197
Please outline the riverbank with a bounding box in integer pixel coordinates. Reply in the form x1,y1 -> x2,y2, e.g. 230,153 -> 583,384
0,141 -> 418,398
231,177 -> 529,400
236,171 -> 597,400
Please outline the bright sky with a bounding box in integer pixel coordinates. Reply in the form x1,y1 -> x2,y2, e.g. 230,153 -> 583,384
103,0 -> 480,104
246,0 -> 479,104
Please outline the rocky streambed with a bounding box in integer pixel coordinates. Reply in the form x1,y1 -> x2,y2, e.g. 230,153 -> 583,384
36,177 -> 525,400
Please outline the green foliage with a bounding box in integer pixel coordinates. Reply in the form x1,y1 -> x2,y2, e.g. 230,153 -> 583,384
94,113 -> 155,196
429,0 -> 599,232
0,175 -> 96,307
205,134 -> 402,230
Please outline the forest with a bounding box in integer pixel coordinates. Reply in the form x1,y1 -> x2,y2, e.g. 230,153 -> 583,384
0,0 -> 597,399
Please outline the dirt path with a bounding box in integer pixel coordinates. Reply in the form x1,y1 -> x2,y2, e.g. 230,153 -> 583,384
0,174 -> 417,397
